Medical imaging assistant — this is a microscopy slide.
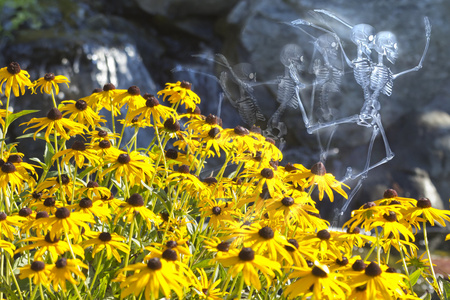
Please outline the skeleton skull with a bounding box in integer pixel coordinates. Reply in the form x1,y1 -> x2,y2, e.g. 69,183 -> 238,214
373,31 -> 398,64
351,24 -> 375,57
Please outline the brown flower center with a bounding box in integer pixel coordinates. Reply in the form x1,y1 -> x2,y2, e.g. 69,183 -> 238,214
0,212 -> 7,221
75,100 -> 88,111
30,261 -> 45,272
352,259 -> 366,271
79,198 -> 93,208
45,232 -> 59,243
285,239 -> 299,252
127,193 -> 144,206
99,140 -> 111,149
55,207 -> 71,219
55,258 -> 67,268
281,197 -> 294,207
99,232 -> 112,242
180,81 -> 192,89
260,168 -> 274,179
71,140 -> 86,151
7,62 -> 21,75
36,211 -> 49,219
238,247 -> 255,261
383,211 -> 397,222
233,125 -> 249,136
127,85 -> 140,95
47,107 -> 63,120
164,118 -> 180,132
383,188 -> 398,199
417,197 -> 432,208
44,73 -> 55,81
365,261 -> 382,277
258,226 -> 274,239
311,266 -> 328,278
87,181 -> 99,188
1,162 -> 16,173
217,241 -> 230,252
165,149 -> 178,159
178,164 -> 190,174
317,229 -> 331,240
103,83 -> 115,91
117,153 -> 131,164
208,127 -> 220,138
212,206 -> 221,216
7,155 -> 22,163
19,207 -> 32,217
166,240 -> 177,248
311,162 -> 326,176
162,249 -> 178,261
44,197 -> 56,207
57,174 -> 70,185
147,257 -> 162,270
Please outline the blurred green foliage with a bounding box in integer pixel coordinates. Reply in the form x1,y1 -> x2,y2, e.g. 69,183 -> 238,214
0,0 -> 43,36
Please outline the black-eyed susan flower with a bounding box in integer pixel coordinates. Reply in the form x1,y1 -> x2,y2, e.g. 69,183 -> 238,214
36,174 -> 82,200
96,193 -> 122,211
0,159 -> 31,194
215,247 -> 280,291
68,197 -> 111,221
86,83 -> 125,115
87,128 -> 119,143
127,93 -> 176,126
113,85 -> 146,110
348,261 -> 408,300
240,165 -> 285,198
101,151 -> 154,187
199,199 -> 239,230
203,237 -> 231,259
193,268 -> 225,300
404,197 -> 450,228
300,229 -> 347,260
81,231 -> 129,262
0,212 -> 26,240
165,164 -> 205,199
114,193 -> 158,229
33,207 -> 94,240
0,62 -> 34,99
33,196 -> 63,215
284,261 -> 351,299
16,232 -> 84,260
76,180 -> 111,200
19,261 -> 53,287
119,257 -> 188,299
32,73 -> 69,95
50,257 -> 88,292
60,99 -> 106,129
22,107 -> 88,142
158,81 -> 201,110
369,210 -> 415,242
219,125 -> 259,156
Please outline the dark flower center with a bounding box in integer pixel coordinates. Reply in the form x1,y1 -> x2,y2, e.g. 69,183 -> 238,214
260,168 -> 274,179
234,125 -> 249,136
383,188 -> 398,199
162,249 -> 178,261
71,140 -> 86,151
99,140 -> 111,149
1,162 -> 16,173
238,247 -> 255,261
55,207 -> 71,219
311,266 -> 328,278
203,177 -> 217,185
336,257 -> 349,266
311,162 -> 326,176
7,155 -> 22,163
144,94 -> 160,107
180,81 -> 192,89
0,212 -> 7,221
250,125 -> 262,134
7,62 -> 21,74
258,226 -> 274,239
31,261 -> 45,272
284,163 -> 298,172
57,174 -> 70,185
164,118 -> 180,132
45,233 -> 59,243
166,240 -> 177,248
79,198 -> 93,208
205,114 -> 220,125
87,181 -> 99,188
212,206 -> 221,216
98,130 -> 108,138
103,83 -> 115,91
75,100 -> 88,111
208,127 -> 220,138
92,88 -> 103,93
47,107 -> 63,120
127,193 -> 144,206
417,197 -> 432,208
36,211 -> 49,219
44,73 -> 55,81
217,241 -> 230,252
347,227 -> 361,234
127,85 -> 140,95
165,149 -> 178,159
352,259 -> 367,271
32,191 -> 43,199
178,164 -> 190,174
99,232 -> 112,242
147,257 -> 162,270
19,207 -> 32,217
285,239 -> 299,252
363,202 -> 376,209
118,153 -> 131,164
281,197 -> 294,207
386,266 -> 397,273
44,197 -> 56,207
55,258 -> 67,268
383,211 -> 397,222
187,106 -> 201,115
317,229 -> 331,240
365,261 -> 382,277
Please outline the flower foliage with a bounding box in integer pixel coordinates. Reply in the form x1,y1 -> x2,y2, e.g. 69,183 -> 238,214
0,63 -> 449,300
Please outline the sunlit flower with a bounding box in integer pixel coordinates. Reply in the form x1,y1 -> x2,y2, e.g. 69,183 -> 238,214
193,268 -> 225,300
81,231 -> 129,262
76,180 -> 111,200
50,258 -> 88,292
114,193 -> 158,229
19,261 -> 53,287
113,85 -> 146,110
0,62 -> 34,99
86,83 -> 126,115
404,197 -> 450,228
0,159 -> 32,193
32,73 -> 69,95
36,174 -> 82,200
60,99 -> 106,128
16,232 -> 84,260
52,140 -> 100,168
0,239 -> 15,256
157,81 -> 201,110
199,199 -> 239,230
22,107 -> 87,142
33,196 -> 63,215
216,247 -> 280,290
0,212 -> 26,240
240,165 -> 285,198
300,229 -> 347,260
119,257 -> 188,299
127,93 -> 177,126
68,197 -> 111,221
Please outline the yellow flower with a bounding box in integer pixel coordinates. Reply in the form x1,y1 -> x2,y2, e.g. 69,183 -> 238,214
19,261 -> 52,287
126,93 -> 176,126
0,212 -> 26,240
32,73 -> 69,95
404,197 -> 450,228
0,62 -> 34,99
119,257 -> 188,299
215,247 -> 280,290
114,193 -> 158,229
85,83 -> 126,115
81,231 -> 129,262
67,197 -> 111,221
60,99 -> 106,129
157,81 -> 201,110
113,85 -> 146,110
193,268 -> 225,300
0,239 -> 15,256
50,258 -> 88,292
52,140 -> 101,168
22,107 -> 87,142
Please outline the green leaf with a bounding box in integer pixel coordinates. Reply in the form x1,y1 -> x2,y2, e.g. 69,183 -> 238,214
442,277 -> 450,299
423,292 -> 432,300
44,141 -> 55,166
192,259 -> 211,271
409,268 -> 423,286
6,109 -> 39,124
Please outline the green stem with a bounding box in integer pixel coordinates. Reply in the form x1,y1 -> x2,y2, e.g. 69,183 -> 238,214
398,240 -> 414,293
1,94 -> 11,158
124,220 -> 135,269
39,284 -> 45,300
6,256 -> 23,300
90,249 -> 104,294
30,284 -> 39,300
236,274 -> 246,299
423,222 -> 443,299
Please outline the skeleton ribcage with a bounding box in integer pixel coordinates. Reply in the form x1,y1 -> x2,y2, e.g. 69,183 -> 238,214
353,58 -> 372,88
276,77 -> 298,108
370,65 -> 393,96
237,95 -> 266,126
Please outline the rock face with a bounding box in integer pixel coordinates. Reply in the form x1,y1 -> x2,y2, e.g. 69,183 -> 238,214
1,0 -> 449,211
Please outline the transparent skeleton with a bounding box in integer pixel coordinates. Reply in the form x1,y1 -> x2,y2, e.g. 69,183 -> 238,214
300,12 -> 432,215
